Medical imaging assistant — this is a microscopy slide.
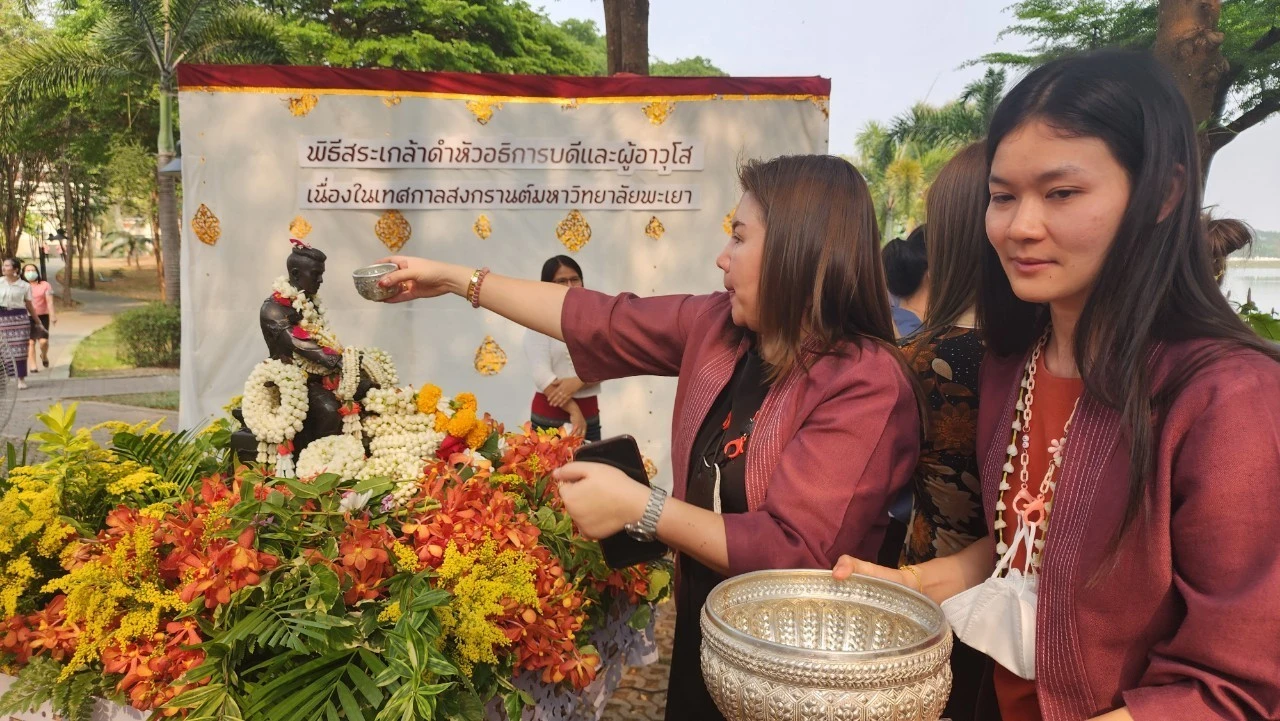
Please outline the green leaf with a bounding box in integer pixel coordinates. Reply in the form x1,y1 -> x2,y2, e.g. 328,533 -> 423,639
646,567 -> 672,601
503,690 -> 527,721
627,603 -> 652,630
335,682 -> 365,721
347,664 -> 383,708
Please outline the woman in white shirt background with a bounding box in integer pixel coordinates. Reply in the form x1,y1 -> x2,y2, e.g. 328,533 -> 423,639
0,258 -> 46,390
523,255 -> 603,441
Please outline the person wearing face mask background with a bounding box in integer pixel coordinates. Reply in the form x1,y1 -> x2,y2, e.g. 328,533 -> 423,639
0,258 -> 46,390
22,264 -> 54,373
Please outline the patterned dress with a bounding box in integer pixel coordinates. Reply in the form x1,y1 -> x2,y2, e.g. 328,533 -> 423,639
901,327 -> 986,564
900,327 -> 996,721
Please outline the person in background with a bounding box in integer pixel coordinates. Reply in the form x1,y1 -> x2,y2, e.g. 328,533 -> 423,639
1204,213 -> 1252,286
22,263 -> 54,373
374,154 -> 923,721
523,255 -> 602,440
883,226 -> 928,337
837,50 -> 1280,721
0,258 -> 45,390
894,141 -> 994,721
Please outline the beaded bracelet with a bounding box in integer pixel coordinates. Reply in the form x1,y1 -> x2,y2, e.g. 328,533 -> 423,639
466,267 -> 490,308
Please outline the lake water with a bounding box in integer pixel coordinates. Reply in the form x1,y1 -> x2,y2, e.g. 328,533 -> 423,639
1223,264 -> 1280,313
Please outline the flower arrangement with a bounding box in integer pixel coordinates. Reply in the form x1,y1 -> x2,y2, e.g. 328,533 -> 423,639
0,398 -> 670,721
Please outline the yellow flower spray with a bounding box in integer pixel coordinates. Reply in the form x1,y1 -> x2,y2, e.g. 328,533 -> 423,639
434,540 -> 538,674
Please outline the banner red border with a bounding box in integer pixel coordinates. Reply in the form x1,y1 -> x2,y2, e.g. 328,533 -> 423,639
176,64 -> 829,99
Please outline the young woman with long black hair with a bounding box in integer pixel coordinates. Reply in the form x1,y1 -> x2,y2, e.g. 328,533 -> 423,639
837,50 -> 1280,720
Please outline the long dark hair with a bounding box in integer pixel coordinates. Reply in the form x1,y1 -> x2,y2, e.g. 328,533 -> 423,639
540,255 -> 583,284
882,227 -> 928,299
919,142 -> 987,336
978,49 -> 1280,547
739,154 -> 897,380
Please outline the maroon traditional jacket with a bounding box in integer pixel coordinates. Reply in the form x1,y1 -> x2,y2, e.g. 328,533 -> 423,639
561,288 -> 920,574
977,340 -> 1280,721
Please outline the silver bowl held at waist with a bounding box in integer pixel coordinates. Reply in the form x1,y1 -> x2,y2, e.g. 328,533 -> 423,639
353,263 -> 400,301
701,569 -> 953,721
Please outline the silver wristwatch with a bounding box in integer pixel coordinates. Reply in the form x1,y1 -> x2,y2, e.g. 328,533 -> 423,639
625,486 -> 668,542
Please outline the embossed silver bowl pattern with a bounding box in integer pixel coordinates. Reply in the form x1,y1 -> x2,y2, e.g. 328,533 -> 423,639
701,570 -> 953,721
353,263 -> 399,301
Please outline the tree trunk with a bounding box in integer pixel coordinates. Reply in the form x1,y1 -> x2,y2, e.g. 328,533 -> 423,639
150,199 -> 164,292
157,88 -> 181,306
60,166 -> 74,301
1152,0 -> 1228,179
603,0 -> 650,75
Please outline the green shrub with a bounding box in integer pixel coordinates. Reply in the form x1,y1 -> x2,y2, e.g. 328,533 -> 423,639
114,302 -> 181,367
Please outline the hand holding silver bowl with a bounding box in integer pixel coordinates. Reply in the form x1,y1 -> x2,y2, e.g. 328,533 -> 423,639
353,263 -> 400,301
701,569 -> 953,721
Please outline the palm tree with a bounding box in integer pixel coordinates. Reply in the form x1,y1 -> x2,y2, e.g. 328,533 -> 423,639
853,123 -> 956,241
0,0 -> 290,305
102,230 -> 155,269
854,69 -> 1007,241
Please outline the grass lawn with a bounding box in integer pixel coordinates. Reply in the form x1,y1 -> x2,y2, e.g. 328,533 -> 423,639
69,323 -> 133,377
69,391 -> 179,411
58,256 -> 164,303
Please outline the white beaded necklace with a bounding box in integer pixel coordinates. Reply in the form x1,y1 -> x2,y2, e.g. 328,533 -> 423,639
994,328 -> 1081,573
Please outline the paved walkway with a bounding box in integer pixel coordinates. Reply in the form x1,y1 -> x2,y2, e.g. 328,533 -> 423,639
2,258 -> 177,444
604,601 -> 673,721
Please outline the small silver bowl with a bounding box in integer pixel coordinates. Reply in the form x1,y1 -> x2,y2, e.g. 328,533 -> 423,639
701,570 -> 953,721
353,263 -> 399,301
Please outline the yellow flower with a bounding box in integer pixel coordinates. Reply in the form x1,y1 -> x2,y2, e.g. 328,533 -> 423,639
434,412 -> 449,433
453,393 -> 478,413
435,540 -> 538,674
43,522 -> 181,677
139,502 -> 172,520
416,384 -> 442,415
0,555 -> 36,617
446,409 -> 478,439
378,601 -> 403,623
491,473 -> 523,488
107,468 -> 162,496
465,421 -> 491,450
391,543 -> 421,573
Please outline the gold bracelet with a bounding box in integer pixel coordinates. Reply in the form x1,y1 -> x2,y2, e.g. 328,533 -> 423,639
899,564 -> 923,594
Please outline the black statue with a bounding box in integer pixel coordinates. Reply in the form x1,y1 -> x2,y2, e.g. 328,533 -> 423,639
231,243 -> 370,466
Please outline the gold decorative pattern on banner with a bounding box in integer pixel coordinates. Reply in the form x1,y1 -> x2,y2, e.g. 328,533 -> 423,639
382,94 -> 402,108
723,204 -> 738,236
644,216 -> 665,241
810,97 -> 830,119
375,210 -> 412,252
474,336 -> 508,376
473,214 -> 492,240
560,99 -> 580,111
555,210 -> 591,252
643,457 -> 658,481
465,99 -> 504,125
288,215 -> 313,239
192,204 -> 221,246
286,93 -> 318,117
642,100 -> 675,125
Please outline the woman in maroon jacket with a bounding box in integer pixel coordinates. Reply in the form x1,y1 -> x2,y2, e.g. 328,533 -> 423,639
837,50 -> 1280,721
376,154 -> 922,721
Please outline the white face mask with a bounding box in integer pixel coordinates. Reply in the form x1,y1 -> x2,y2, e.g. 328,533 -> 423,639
23,272 -> 37,282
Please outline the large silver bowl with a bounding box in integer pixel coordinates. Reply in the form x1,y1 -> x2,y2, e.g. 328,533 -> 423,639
701,570 -> 952,721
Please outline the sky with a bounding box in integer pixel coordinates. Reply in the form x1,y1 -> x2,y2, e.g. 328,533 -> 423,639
540,0 -> 1280,233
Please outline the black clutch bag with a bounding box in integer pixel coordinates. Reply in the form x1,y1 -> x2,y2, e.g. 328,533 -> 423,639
572,435 -> 669,569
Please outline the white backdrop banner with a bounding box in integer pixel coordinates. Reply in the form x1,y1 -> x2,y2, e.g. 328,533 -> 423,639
177,65 -> 830,486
